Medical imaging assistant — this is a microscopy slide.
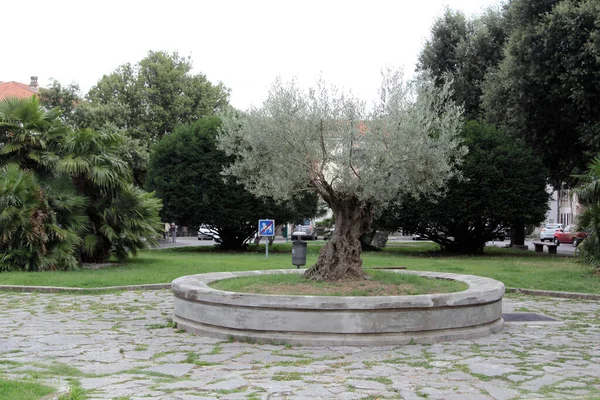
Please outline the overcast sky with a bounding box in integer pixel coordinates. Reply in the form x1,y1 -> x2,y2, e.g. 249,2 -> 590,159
3,0 -> 502,110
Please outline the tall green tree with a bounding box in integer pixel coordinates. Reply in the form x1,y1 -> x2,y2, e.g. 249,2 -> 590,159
418,7 -> 508,119
38,79 -> 82,124
482,0 -> 600,187
86,51 -> 230,143
386,121 -> 548,254
147,117 -> 317,250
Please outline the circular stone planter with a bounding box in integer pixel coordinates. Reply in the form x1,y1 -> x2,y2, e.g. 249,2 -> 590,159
171,269 -> 504,346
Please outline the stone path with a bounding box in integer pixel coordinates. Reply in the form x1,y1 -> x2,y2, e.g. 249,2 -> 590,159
0,290 -> 598,399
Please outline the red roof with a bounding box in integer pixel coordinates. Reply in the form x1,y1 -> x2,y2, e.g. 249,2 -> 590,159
0,81 -> 38,101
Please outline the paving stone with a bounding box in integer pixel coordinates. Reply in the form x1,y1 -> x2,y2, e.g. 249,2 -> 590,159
202,377 -> 248,391
506,374 -> 531,382
79,377 -> 130,389
467,362 -> 518,377
556,380 -> 587,388
567,389 -> 592,395
345,379 -> 387,391
445,371 -> 476,381
519,374 -> 565,391
476,381 -> 520,400
142,363 -> 195,377
0,291 -> 599,399
294,384 -> 343,397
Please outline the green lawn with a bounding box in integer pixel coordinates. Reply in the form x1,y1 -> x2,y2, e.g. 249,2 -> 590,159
210,269 -> 468,296
0,242 -> 598,294
0,378 -> 55,400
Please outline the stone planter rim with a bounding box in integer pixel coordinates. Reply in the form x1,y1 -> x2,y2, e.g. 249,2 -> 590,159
171,269 -> 505,309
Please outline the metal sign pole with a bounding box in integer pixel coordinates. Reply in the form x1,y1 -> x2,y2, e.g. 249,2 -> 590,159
266,240 -> 269,259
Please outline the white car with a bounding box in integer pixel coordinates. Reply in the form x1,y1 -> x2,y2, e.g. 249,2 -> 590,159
197,225 -> 219,240
539,223 -> 564,242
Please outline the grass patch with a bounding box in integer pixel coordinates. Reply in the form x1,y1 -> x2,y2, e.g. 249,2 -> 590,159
0,242 -> 598,294
272,371 -> 303,381
209,269 -> 467,296
0,378 -> 56,400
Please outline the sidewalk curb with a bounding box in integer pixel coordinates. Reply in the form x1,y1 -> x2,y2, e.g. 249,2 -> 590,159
506,287 -> 600,301
0,283 -> 599,300
0,283 -> 171,293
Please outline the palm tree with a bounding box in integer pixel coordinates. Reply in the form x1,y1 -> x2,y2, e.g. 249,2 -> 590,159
57,128 -> 161,262
0,96 -> 67,177
574,156 -> 600,271
0,164 -> 86,271
1,97 -> 162,268
0,97 -> 86,271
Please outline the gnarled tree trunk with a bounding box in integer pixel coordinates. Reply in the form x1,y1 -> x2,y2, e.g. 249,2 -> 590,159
304,196 -> 372,281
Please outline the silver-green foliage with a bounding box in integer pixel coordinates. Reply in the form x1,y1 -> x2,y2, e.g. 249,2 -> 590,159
217,70 -> 466,212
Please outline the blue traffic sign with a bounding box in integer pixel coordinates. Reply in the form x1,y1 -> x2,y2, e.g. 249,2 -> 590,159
258,219 -> 275,237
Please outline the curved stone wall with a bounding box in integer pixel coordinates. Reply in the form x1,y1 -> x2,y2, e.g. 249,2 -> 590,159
172,269 -> 505,346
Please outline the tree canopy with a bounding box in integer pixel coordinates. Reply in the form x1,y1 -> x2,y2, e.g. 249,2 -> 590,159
482,0 -> 600,187
218,71 -> 466,280
418,7 -> 508,119
86,51 -> 230,143
147,117 -> 317,250
386,121 -> 548,254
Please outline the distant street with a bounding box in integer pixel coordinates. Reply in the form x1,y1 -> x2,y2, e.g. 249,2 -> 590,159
156,235 -> 579,256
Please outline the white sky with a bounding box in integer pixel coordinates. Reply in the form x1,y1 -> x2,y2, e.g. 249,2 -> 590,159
3,0 -> 501,110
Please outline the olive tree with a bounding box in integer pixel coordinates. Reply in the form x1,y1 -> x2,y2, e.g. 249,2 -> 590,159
218,70 -> 466,281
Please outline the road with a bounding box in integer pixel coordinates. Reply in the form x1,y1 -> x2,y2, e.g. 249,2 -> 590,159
158,236 -> 579,256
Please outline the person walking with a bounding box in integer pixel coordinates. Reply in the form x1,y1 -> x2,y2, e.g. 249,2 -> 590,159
170,222 -> 177,243
164,222 -> 170,240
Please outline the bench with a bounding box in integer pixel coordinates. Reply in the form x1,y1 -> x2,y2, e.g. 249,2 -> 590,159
532,242 -> 558,254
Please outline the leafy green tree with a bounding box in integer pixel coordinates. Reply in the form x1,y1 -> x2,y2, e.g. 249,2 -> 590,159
418,7 -> 508,119
482,0 -> 600,187
218,71 -> 466,280
574,157 -> 600,272
147,117 -> 317,250
86,51 -> 230,143
38,79 -> 82,124
387,121 -> 548,254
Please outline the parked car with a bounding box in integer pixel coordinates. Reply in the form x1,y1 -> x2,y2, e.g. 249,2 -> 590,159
553,225 -> 588,247
412,233 -> 424,240
493,229 -> 507,241
292,218 -> 318,240
197,225 -> 219,240
539,223 -> 564,242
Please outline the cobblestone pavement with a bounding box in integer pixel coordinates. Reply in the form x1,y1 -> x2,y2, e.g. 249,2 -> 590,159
0,290 -> 598,399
